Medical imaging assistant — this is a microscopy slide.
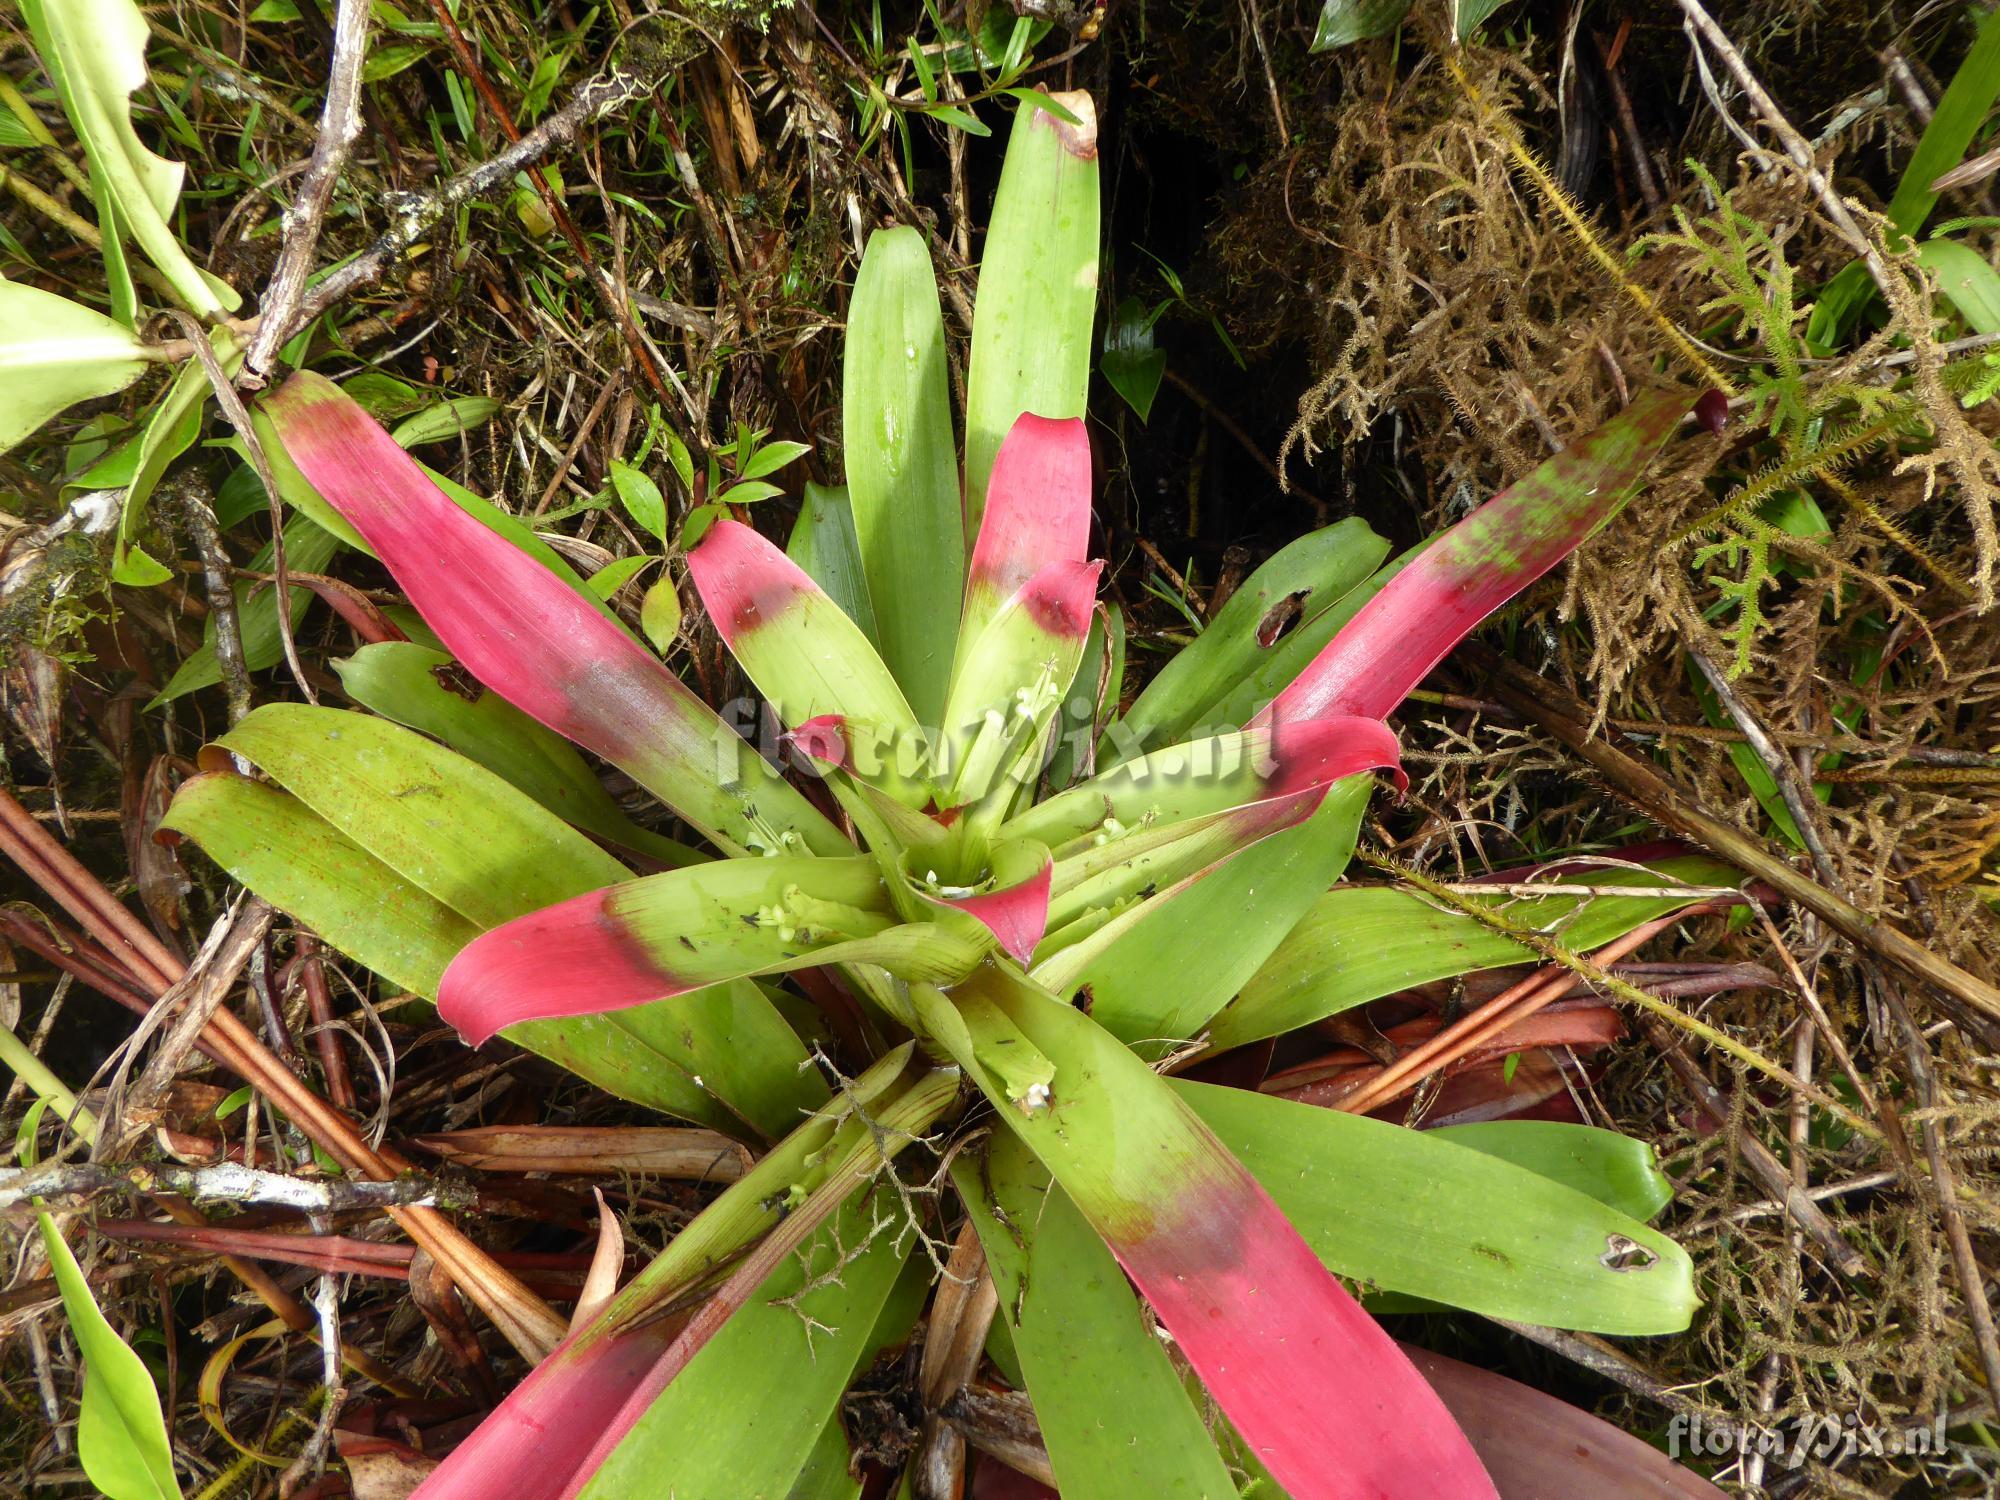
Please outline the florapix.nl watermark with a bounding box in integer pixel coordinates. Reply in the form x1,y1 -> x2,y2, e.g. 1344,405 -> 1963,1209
1667,1410 -> 1950,1469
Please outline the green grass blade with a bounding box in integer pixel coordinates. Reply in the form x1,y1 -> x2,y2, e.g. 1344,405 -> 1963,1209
1806,2 -> 2000,346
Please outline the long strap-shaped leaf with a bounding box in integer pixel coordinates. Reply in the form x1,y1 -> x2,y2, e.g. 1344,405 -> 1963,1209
843,228 -> 962,724
963,93 -> 1100,536
953,1129 -> 1240,1498
162,771 -> 817,1136
1176,1082 -> 1696,1333
333,642 -> 701,869
1211,852 -> 1738,1049
1007,712 -> 1400,849
1115,516 -> 1390,751
409,1051 -> 953,1500
259,372 -> 845,857
917,965 -> 1499,1499
1035,775 -> 1376,1046
938,559 -> 1102,808
1256,386 -> 1698,730
437,856 -> 987,1043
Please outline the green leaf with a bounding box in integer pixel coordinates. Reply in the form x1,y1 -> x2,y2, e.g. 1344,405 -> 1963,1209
609,458 -> 668,542
639,574 -> 682,653
1451,0 -> 1514,40
1039,776 -> 1374,1050
162,772 -> 812,1134
680,501 -> 724,550
37,1215 -> 182,1500
964,93 -> 1100,535
843,225 -> 964,726
211,703 -> 634,929
578,1193 -> 912,1499
1177,1083 -> 1697,1333
162,773 -> 476,1004
333,641 -> 701,868
362,42 -> 431,82
389,395 -> 504,447
1114,518 -> 1391,753
150,515 -> 343,704
1920,236 -> 2000,333
923,103 -> 991,136
1807,3 -> 2000,348
714,479 -> 786,506
1311,0 -> 1410,49
1211,853 -> 1738,1050
585,553 -> 656,600
955,1130 -> 1237,1496
20,0 -> 238,315
1685,661 -> 1817,848
112,334 -> 228,584
737,438 -> 812,481
186,707 -> 824,1134
1101,295 -> 1167,421
1431,1121 -> 1675,1222
0,280 -> 150,455
786,481 -> 883,648
1045,600 -> 1121,790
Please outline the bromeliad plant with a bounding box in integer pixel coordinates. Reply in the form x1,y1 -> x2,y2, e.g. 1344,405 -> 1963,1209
165,94 -> 1719,1500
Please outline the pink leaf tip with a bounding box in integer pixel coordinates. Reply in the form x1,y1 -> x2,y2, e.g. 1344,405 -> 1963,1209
941,858 -> 1053,964
784,714 -> 851,771
687,519 -> 810,642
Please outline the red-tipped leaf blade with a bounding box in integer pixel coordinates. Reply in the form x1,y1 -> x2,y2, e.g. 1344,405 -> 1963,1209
1258,386 -> 1701,730
957,413 -> 1092,676
436,856 -> 984,1044
259,372 -> 844,857
688,519 -> 934,806
916,967 -> 1499,1500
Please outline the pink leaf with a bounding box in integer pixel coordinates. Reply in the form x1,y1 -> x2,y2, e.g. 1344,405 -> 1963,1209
1265,712 -> 1406,798
1107,1143 -> 1500,1499
1402,1345 -> 1726,1498
964,414 -> 1093,630
259,373 -> 841,857
438,885 -> 685,1046
1011,557 -> 1101,643
685,517 -> 811,645
937,857 -> 1052,963
1257,387 -> 1696,731
410,1324 -> 675,1500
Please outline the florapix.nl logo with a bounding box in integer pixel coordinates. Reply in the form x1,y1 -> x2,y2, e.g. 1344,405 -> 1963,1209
1667,1410 -> 1951,1469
